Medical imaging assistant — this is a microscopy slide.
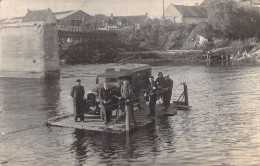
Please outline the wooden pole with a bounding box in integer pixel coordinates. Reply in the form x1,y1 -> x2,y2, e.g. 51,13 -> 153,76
184,83 -> 189,106
163,0 -> 165,21
125,105 -> 130,131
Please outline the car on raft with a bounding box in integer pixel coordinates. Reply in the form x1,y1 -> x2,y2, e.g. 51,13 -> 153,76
83,64 -> 152,115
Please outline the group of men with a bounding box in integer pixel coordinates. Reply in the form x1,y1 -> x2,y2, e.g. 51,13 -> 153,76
145,72 -> 173,117
99,79 -> 137,125
70,72 -> 173,124
70,78 -> 136,124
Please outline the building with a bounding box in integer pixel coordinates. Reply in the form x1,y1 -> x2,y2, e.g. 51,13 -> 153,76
201,0 -> 260,11
0,9 -> 59,78
236,0 -> 260,11
105,14 -> 118,30
104,13 -> 149,30
164,3 -> 208,24
54,10 -> 93,26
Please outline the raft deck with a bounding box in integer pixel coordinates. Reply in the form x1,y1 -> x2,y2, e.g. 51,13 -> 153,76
48,99 -> 178,134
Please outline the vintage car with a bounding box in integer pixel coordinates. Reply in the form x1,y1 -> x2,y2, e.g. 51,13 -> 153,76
84,64 -> 151,114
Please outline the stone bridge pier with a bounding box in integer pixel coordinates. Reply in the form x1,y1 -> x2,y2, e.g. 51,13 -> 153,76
0,23 -> 60,78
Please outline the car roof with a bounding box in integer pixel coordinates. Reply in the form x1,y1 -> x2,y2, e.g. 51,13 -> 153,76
97,64 -> 151,78
98,70 -> 131,78
114,63 -> 151,72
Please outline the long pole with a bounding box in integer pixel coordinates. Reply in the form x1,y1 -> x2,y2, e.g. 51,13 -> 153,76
184,84 -> 189,106
163,0 -> 165,21
125,105 -> 130,131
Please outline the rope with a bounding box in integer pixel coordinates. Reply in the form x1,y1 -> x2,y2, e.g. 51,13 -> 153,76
1,124 -> 43,137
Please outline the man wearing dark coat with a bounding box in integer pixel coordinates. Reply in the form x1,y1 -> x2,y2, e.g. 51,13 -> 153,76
145,76 -> 157,117
156,72 -> 165,104
99,81 -> 113,124
163,75 -> 173,111
71,79 -> 85,122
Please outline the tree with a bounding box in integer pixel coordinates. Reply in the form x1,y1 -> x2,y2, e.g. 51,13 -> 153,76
207,0 -> 238,38
207,0 -> 260,39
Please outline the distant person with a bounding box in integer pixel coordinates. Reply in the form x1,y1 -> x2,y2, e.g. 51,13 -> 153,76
207,50 -> 211,59
144,76 -> 157,117
163,75 -> 173,111
71,79 -> 85,122
156,72 -> 165,104
99,81 -> 113,124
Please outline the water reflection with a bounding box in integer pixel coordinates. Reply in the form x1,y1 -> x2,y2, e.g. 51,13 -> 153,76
71,129 -> 88,166
0,78 -> 61,134
70,126 -> 166,165
0,63 -> 259,166
41,79 -> 61,113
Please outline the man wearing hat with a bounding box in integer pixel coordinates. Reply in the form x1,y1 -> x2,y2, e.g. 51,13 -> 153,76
71,79 -> 85,122
163,75 -> 173,111
144,76 -> 157,117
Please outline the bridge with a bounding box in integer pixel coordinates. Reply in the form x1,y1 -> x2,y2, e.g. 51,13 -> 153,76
58,29 -> 118,45
57,27 -> 119,64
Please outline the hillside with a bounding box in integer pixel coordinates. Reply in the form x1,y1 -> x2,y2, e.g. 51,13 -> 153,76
119,22 -> 215,51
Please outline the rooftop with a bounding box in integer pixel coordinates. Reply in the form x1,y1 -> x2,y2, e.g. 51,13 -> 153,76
22,9 -> 55,23
54,10 -> 79,20
174,4 -> 207,18
106,14 -> 148,25
54,10 -> 93,20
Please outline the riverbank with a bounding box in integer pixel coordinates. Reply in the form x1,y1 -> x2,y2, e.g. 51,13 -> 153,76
118,50 -> 203,63
118,48 -> 260,64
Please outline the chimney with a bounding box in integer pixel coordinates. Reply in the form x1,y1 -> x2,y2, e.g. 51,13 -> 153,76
145,13 -> 148,18
111,13 -> 113,20
27,8 -> 31,14
194,3 -> 198,6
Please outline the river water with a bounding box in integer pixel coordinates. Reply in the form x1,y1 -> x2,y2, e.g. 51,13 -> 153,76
0,62 -> 259,166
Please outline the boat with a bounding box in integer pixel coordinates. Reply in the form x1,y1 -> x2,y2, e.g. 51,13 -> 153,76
48,64 -> 191,133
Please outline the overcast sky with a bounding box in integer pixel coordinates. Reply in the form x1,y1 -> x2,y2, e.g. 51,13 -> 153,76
0,0 -> 204,19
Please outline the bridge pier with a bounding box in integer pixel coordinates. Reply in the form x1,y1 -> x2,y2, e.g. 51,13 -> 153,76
0,23 -> 60,78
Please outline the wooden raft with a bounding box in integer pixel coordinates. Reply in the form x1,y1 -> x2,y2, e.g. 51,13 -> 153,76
48,98 -> 177,134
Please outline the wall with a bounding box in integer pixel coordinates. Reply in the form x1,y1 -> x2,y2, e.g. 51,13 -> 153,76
0,24 -> 59,78
165,4 -> 183,23
43,24 -> 60,78
183,17 -> 208,24
165,4 -> 208,24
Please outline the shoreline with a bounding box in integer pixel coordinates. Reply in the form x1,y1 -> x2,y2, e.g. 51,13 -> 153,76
117,49 -> 260,64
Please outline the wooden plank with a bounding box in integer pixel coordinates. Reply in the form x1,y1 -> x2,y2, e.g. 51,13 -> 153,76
48,101 -> 178,133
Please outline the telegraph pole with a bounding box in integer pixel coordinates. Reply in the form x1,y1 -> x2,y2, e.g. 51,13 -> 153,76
163,0 -> 165,21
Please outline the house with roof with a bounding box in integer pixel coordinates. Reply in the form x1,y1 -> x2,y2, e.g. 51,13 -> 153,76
104,13 -> 149,30
164,3 -> 208,24
0,9 -> 57,26
236,0 -> 260,10
105,14 -> 118,30
0,8 -> 59,78
54,10 -> 93,27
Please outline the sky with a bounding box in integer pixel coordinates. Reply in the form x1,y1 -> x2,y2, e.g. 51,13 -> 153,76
0,0 -> 204,19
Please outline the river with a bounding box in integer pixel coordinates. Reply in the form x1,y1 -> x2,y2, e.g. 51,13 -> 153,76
0,62 -> 259,166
